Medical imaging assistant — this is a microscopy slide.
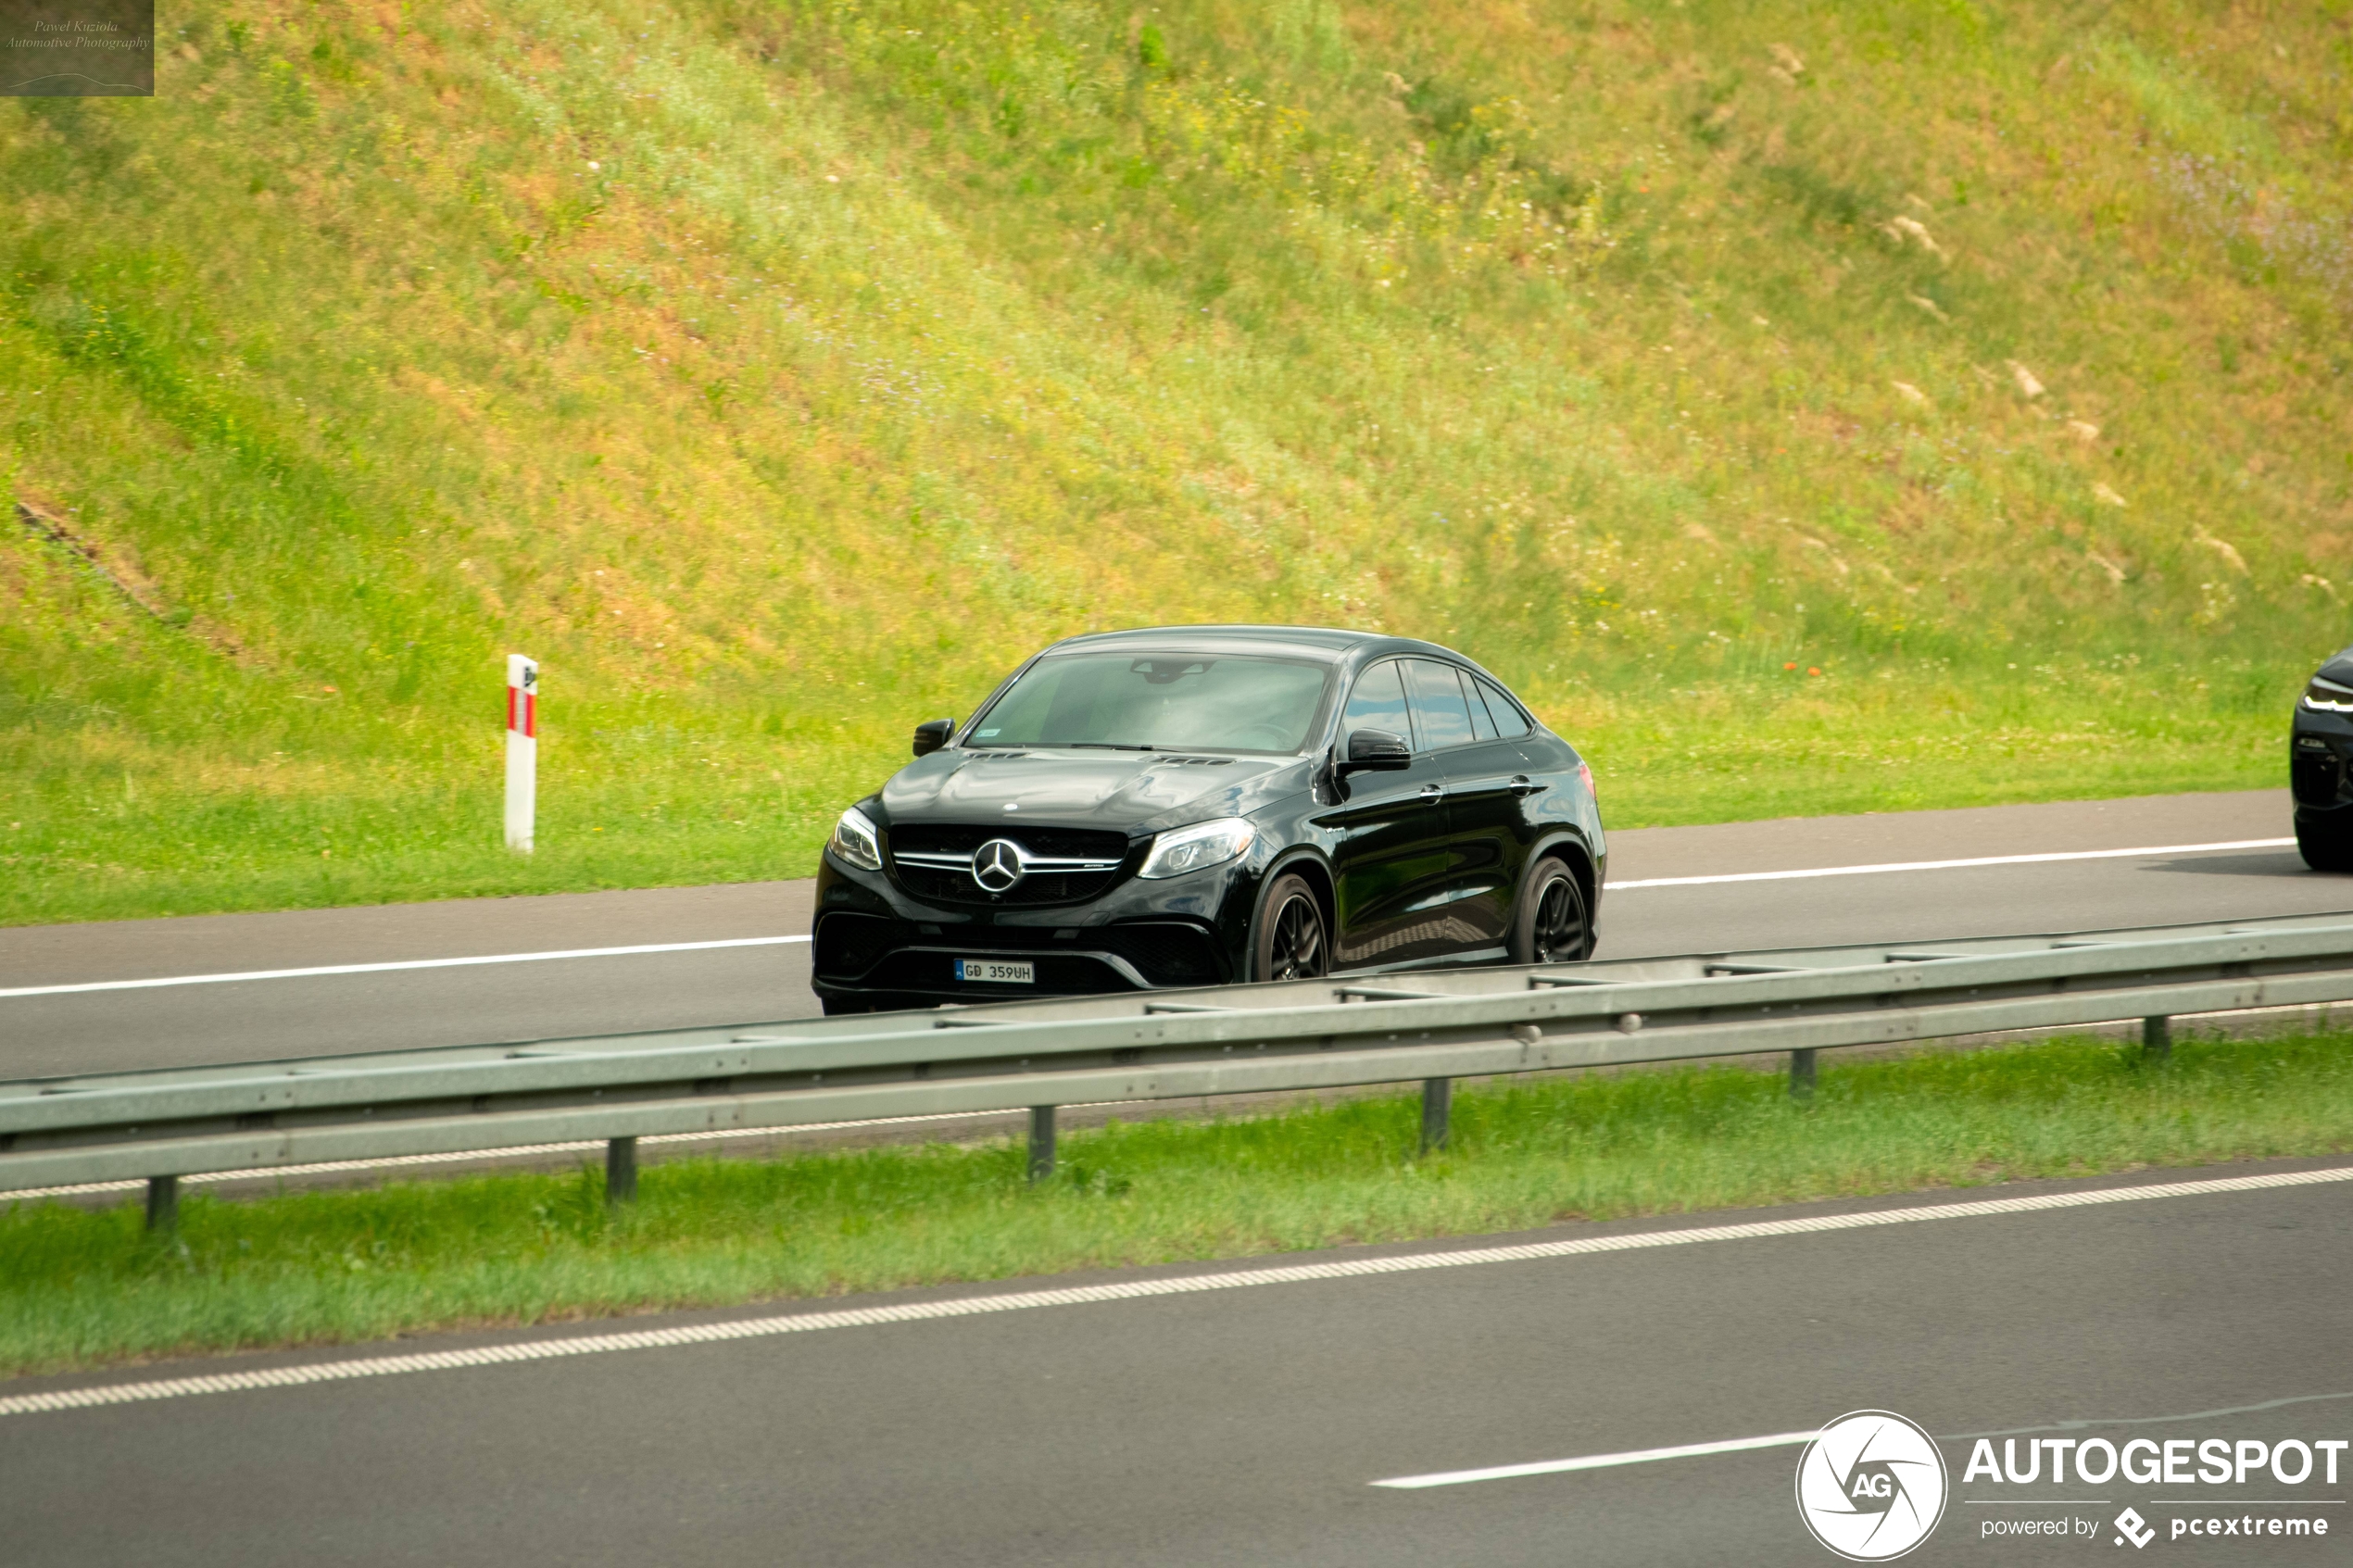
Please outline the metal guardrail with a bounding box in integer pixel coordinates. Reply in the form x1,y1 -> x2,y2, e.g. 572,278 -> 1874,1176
8,911 -> 2353,1227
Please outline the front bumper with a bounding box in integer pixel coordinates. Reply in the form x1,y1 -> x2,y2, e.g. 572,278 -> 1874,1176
812,851 -> 1265,1007
2292,712 -> 2353,823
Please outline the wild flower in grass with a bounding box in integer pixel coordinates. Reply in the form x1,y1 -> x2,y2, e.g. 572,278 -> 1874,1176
2155,154 -> 2353,305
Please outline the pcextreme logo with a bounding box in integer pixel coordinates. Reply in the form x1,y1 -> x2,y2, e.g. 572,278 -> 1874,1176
2115,1507 -> 2157,1549
1795,1410 -> 1951,1562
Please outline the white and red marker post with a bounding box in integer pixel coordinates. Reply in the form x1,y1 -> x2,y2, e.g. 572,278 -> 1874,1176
505,653 -> 538,852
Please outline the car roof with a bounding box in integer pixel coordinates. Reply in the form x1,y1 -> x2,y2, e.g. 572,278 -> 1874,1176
1043,624 -> 1487,671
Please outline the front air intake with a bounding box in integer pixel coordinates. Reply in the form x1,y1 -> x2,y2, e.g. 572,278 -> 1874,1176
2293,747 -> 2344,808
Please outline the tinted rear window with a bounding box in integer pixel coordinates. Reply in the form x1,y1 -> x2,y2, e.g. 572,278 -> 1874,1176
1474,676 -> 1531,738
1404,659 -> 1477,750
1464,671 -> 1498,741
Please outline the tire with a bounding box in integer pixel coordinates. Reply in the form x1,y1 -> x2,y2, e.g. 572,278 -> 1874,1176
1510,858 -> 1592,965
2298,822 -> 2353,873
1254,873 -> 1329,982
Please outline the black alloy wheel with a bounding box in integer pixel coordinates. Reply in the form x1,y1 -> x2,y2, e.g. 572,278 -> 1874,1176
1511,859 -> 1592,965
1256,873 -> 1328,982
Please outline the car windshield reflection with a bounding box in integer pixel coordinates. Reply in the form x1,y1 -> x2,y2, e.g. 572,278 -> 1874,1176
965,653 -> 1332,754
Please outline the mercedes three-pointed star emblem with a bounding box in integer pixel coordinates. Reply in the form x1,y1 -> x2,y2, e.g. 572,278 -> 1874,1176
971,838 -> 1026,893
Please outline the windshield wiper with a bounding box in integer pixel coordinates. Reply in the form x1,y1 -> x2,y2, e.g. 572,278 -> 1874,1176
1063,742 -> 1157,751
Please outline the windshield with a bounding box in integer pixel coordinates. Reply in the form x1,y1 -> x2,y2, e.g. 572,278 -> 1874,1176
967,652 -> 1333,754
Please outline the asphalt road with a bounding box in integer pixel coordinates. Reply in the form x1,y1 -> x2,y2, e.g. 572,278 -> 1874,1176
1,788 -> 2339,1080
6,1159 -> 2347,1566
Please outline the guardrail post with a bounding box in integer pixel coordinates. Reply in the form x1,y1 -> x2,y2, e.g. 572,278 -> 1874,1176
1789,1048 -> 1818,1101
145,1174 -> 178,1232
1420,1077 -> 1452,1153
605,1136 -> 637,1206
1027,1105 -> 1057,1183
2141,1016 -> 2171,1062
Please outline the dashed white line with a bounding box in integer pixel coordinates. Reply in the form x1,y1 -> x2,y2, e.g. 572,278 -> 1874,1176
6,1162 -> 2347,1420
0,935 -> 812,999
1391,1391 -> 2353,1494
1605,838 -> 2295,891
1371,1429 -> 1818,1488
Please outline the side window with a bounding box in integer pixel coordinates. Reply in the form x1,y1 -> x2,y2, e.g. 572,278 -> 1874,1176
1463,670 -> 1497,741
1341,660 -> 1411,746
1475,676 -> 1532,738
1403,659 -> 1476,751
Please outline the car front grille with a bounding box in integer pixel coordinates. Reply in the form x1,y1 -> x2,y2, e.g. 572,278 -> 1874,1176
2294,747 -> 2344,807
887,823 -> 1134,907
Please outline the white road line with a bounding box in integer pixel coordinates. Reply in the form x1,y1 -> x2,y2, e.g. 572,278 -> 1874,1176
2,838 -> 2297,997
1388,1394 -> 2353,1494
0,935 -> 812,1000
1605,838 -> 2295,891
6,1162 -> 2347,1420
1371,1430 -> 1818,1488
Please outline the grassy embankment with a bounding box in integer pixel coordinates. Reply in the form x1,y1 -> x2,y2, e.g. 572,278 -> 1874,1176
5,0 -> 2350,923
6,1026 -> 2353,1374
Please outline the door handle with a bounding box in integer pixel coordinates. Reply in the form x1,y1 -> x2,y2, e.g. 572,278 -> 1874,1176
1418,784 -> 1445,804
1509,775 -> 1547,797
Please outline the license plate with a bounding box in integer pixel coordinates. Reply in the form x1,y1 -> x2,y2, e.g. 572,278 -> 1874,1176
953,958 -> 1034,985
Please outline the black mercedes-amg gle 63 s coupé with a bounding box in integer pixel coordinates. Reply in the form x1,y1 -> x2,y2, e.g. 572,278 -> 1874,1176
2293,646 -> 2353,870
811,626 -> 1606,1013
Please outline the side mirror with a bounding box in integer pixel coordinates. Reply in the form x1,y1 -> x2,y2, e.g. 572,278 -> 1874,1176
1340,727 -> 1411,771
912,718 -> 957,758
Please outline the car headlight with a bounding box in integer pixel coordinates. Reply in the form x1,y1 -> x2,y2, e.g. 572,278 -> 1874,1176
2304,676 -> 2353,713
1139,817 -> 1256,879
826,807 -> 884,872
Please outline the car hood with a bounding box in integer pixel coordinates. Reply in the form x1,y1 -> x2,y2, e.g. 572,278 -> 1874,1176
2319,646 -> 2353,687
878,748 -> 1308,834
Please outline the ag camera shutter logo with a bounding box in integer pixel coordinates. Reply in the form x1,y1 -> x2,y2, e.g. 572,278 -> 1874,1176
1794,1410 -> 1949,1561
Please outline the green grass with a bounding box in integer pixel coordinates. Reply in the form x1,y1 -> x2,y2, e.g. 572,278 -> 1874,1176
7,1025 -> 2352,1376
6,0 -> 2350,922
